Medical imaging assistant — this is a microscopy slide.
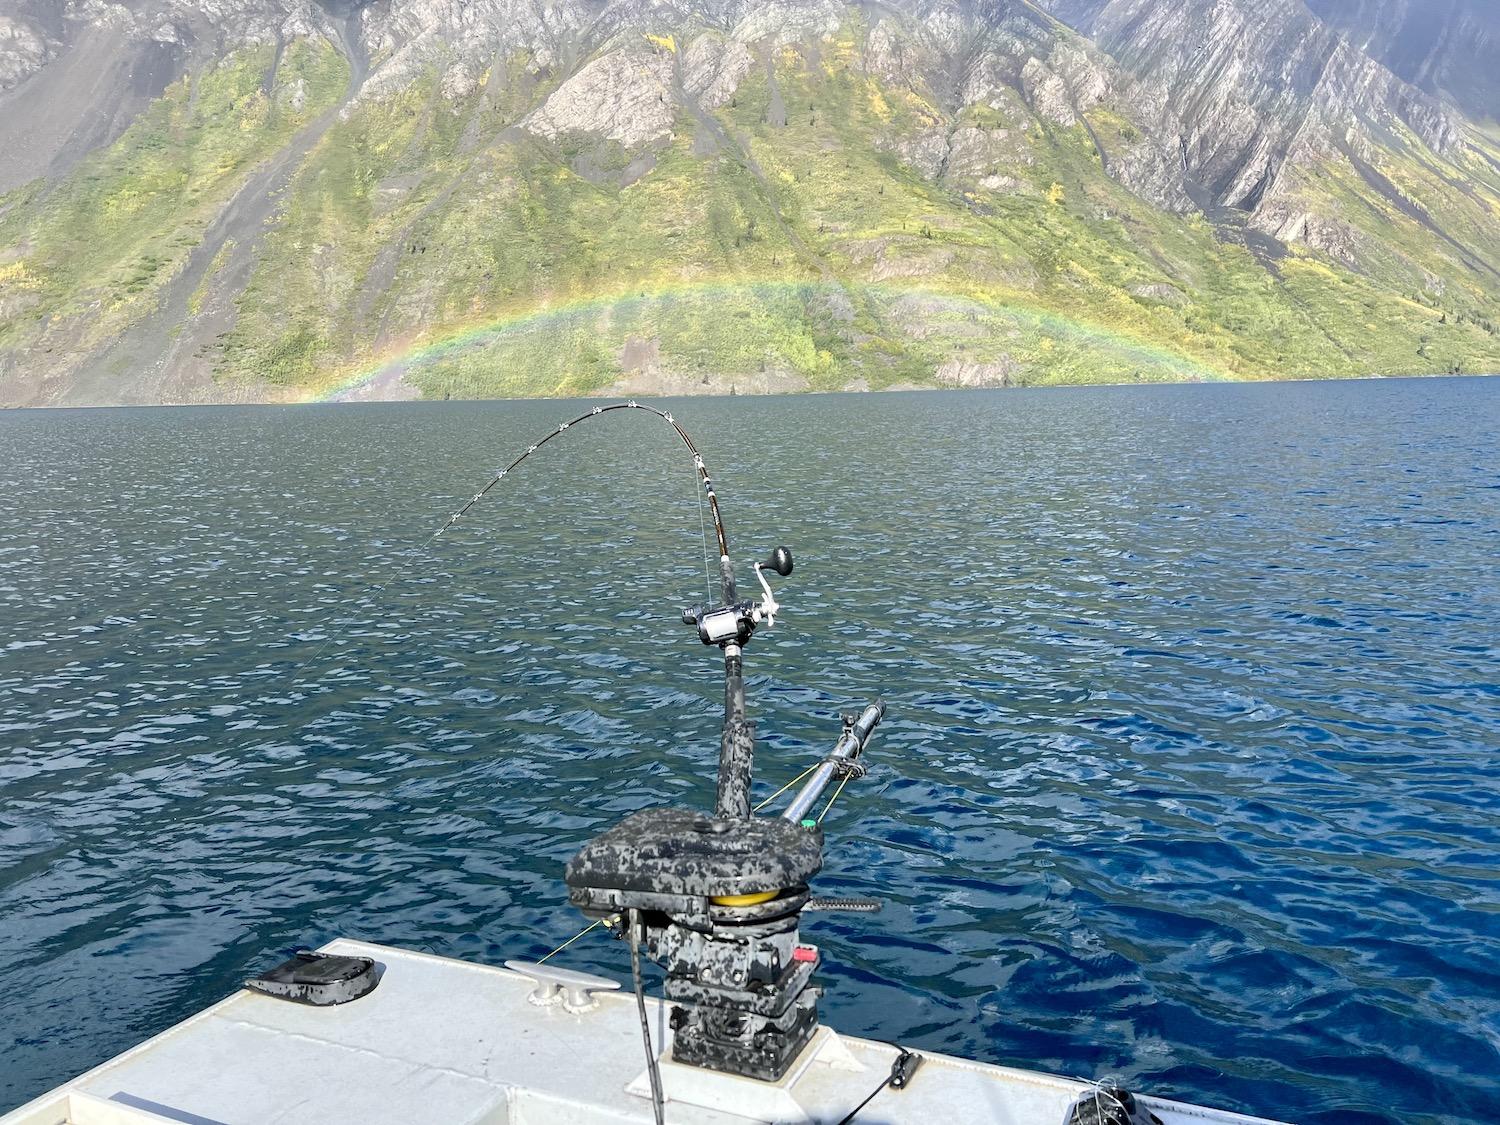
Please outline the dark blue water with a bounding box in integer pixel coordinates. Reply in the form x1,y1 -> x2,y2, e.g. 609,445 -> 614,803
1,379 -> 1497,1123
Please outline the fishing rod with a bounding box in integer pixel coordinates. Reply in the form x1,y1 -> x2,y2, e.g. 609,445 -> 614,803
434,401 -> 729,563
305,399 -> 881,826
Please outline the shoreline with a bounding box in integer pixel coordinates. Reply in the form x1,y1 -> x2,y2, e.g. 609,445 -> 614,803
0,370 -> 1494,412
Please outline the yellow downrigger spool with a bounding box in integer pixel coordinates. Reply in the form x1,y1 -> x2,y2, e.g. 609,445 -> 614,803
710,890 -> 780,907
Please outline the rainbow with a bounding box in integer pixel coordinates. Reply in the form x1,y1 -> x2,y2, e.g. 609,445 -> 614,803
311,279 -> 1220,402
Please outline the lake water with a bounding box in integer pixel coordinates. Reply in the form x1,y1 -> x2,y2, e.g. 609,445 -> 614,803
1,378 -> 1497,1123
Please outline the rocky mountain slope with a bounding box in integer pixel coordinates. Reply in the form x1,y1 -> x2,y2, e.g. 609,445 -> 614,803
1303,0 -> 1499,124
0,0 -> 1496,405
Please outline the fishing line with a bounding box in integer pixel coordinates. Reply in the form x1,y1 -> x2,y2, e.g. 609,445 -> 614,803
288,401 -> 730,680
754,761 -> 820,813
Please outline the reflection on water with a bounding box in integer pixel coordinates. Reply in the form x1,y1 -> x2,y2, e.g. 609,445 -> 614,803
1,378 -> 1497,1123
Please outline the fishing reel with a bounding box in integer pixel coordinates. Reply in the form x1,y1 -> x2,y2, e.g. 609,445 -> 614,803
681,547 -> 793,647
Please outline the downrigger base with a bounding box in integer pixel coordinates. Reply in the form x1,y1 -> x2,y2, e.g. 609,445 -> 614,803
566,808 -> 827,1081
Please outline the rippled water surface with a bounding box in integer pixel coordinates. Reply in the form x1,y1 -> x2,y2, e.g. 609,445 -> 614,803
2,380 -> 1498,1123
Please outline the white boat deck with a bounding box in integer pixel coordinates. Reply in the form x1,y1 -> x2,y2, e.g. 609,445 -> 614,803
3,939 -> 1287,1125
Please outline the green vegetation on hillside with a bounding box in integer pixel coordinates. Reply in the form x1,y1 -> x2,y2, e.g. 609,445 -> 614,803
0,42 -> 347,363
2,25 -> 1497,404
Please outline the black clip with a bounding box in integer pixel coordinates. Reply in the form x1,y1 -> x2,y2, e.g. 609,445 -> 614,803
890,1049 -> 923,1090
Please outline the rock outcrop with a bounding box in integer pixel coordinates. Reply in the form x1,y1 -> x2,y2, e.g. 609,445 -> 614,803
526,51 -> 678,147
935,357 -> 1019,387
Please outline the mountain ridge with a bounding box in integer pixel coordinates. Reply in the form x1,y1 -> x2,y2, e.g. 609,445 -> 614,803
0,0 -> 1496,406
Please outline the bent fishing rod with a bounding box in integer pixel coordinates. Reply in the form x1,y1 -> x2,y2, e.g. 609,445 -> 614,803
301,400 -> 884,822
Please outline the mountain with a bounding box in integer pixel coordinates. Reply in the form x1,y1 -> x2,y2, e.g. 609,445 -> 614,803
0,0 -> 1496,406
1302,0 -> 1499,125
